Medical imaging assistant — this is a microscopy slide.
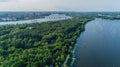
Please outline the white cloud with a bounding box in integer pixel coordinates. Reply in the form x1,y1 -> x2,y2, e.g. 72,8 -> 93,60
0,0 -> 119,11
0,0 -> 57,11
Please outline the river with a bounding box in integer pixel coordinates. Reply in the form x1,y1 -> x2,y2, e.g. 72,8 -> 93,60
0,16 -> 71,25
74,18 -> 120,67
0,18 -> 67,25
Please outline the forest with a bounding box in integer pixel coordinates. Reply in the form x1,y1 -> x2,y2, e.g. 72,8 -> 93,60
0,14 -> 94,67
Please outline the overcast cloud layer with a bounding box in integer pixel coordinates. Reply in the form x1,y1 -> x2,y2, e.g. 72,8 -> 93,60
0,0 -> 119,11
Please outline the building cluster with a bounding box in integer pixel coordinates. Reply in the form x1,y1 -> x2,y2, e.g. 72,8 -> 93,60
45,14 -> 72,20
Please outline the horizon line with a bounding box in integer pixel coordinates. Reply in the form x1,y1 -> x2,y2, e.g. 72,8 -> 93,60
0,10 -> 120,12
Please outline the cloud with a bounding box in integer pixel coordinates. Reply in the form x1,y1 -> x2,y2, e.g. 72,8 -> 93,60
0,0 -> 119,11
0,0 -> 57,11
0,0 -> 14,2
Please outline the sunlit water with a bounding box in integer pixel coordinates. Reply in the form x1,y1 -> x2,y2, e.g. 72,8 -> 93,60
74,18 -> 120,67
0,18 -> 70,25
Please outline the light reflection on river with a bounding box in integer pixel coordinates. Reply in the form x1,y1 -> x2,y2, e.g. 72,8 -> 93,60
74,18 -> 120,67
0,18 -> 70,25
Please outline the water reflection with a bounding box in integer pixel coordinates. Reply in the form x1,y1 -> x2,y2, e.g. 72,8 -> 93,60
74,18 -> 120,67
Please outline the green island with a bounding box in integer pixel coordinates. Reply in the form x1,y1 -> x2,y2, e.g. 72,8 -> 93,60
0,12 -> 120,67
0,13 -> 94,67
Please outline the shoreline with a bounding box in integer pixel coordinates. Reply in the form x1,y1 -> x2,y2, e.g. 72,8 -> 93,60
69,17 -> 120,67
62,19 -> 94,67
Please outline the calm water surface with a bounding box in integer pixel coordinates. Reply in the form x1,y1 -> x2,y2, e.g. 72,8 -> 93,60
74,18 -> 120,67
0,18 -> 70,25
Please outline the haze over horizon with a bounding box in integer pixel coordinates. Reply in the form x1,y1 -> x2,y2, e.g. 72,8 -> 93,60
0,0 -> 120,12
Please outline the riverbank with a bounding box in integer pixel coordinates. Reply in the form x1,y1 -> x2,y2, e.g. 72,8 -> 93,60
98,15 -> 120,20
63,18 -> 94,67
61,14 -> 120,67
62,16 -> 120,67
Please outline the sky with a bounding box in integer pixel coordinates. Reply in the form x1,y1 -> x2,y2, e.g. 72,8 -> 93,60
0,0 -> 120,11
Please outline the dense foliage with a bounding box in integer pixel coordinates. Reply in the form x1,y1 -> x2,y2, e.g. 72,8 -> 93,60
0,15 -> 93,67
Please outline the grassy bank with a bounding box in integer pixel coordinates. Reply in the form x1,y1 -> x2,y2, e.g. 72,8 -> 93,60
63,18 -> 94,67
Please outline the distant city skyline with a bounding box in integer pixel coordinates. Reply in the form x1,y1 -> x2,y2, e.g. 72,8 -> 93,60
0,0 -> 120,12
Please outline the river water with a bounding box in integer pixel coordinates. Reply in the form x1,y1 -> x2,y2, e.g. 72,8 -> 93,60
74,18 -> 120,67
0,18 -> 70,25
